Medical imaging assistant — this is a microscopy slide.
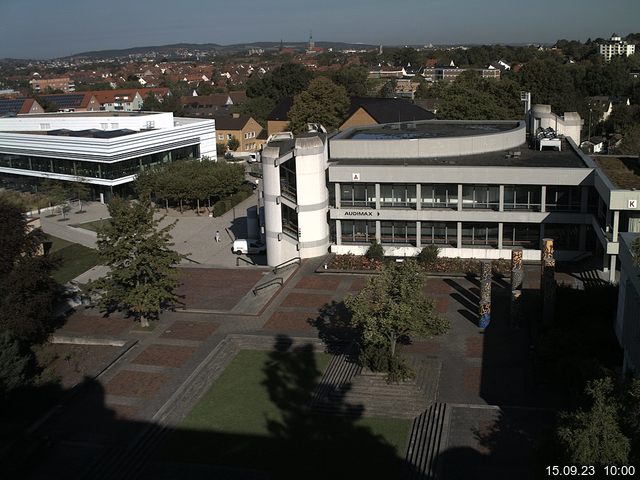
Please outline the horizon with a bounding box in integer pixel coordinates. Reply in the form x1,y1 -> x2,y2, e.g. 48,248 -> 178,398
1,0 -> 639,60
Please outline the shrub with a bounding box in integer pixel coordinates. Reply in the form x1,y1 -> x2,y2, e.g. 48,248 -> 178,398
417,245 -> 440,264
365,240 -> 385,262
361,343 -> 415,383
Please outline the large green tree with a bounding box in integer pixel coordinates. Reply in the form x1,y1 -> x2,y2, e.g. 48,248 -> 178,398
345,260 -> 449,379
246,63 -> 314,101
557,377 -> 630,466
287,77 -> 350,134
88,198 -> 185,327
0,331 -> 31,400
0,199 -> 58,342
331,65 -> 369,97
618,124 -> 640,155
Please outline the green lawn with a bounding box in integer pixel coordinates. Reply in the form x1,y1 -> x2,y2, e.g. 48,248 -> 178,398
159,349 -> 411,478
44,235 -> 100,284
74,218 -> 111,232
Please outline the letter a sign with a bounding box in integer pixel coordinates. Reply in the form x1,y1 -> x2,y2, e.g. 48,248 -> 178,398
352,172 -> 360,181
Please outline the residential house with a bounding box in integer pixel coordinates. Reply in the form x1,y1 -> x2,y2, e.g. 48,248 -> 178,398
215,114 -> 265,152
29,76 -> 75,93
339,97 -> 436,131
0,98 -> 44,116
39,93 -> 100,112
599,34 -> 636,63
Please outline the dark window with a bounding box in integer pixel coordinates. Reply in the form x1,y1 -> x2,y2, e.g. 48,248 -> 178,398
462,185 -> 499,210
546,186 -> 581,212
340,183 -> 375,208
461,222 -> 499,246
420,222 -> 457,246
502,223 -> 540,249
380,184 -> 416,209
503,185 -> 541,211
380,221 -> 416,245
341,220 -> 376,244
421,184 -> 458,209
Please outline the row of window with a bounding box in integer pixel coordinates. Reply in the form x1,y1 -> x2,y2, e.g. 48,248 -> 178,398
338,183 -> 588,212
339,220 -> 581,250
0,145 -> 198,180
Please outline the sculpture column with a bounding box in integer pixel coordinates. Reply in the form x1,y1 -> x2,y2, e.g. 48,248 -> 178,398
510,249 -> 524,327
479,260 -> 492,329
541,238 -> 556,324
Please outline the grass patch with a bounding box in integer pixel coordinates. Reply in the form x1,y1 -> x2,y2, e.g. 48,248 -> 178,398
44,234 -> 100,284
74,218 -> 111,232
159,349 -> 411,478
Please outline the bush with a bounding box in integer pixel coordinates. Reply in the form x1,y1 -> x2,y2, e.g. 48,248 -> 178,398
211,190 -> 252,217
361,344 -> 414,383
417,245 -> 440,264
365,240 -> 385,262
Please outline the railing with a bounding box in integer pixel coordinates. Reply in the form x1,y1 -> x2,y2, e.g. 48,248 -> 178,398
183,256 -> 201,265
273,256 -> 301,274
253,277 -> 283,295
236,256 -> 256,266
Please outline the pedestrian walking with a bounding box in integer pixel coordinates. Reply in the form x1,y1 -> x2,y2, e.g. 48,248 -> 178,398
214,230 -> 220,243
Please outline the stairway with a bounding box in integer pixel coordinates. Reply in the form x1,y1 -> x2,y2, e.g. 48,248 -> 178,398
403,403 -> 450,480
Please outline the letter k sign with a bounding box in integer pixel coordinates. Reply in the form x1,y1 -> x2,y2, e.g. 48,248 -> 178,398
629,199 -> 637,209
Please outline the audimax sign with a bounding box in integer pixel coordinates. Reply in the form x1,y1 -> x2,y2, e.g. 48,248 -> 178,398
344,211 -> 380,216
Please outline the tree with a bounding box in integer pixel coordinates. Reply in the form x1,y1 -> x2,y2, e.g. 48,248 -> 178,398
331,65 -> 369,97
288,77 -> 350,134
618,124 -> 640,155
0,198 -> 58,342
344,260 -> 449,380
240,96 -> 276,126
557,377 -> 630,466
246,63 -> 314,102
380,79 -> 397,98
88,198 -> 186,327
227,136 -> 240,151
142,91 -> 162,111
0,331 -> 32,400
365,240 -> 384,262
68,178 -> 91,213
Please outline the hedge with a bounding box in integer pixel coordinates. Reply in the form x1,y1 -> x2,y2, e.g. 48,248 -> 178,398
212,190 -> 252,217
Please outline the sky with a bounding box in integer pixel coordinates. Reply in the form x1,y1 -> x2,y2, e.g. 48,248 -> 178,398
1,0 -> 639,59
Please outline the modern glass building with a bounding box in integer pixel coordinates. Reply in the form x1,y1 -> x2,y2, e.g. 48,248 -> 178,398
260,106 -> 640,282
0,111 -> 216,198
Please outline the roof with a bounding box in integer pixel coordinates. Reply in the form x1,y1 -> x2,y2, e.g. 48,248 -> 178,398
332,140 -> 587,169
46,128 -> 138,139
214,115 -> 252,130
90,89 -> 142,104
0,98 -> 37,116
594,156 -> 640,189
345,97 -> 436,124
181,93 -> 239,108
40,93 -> 95,110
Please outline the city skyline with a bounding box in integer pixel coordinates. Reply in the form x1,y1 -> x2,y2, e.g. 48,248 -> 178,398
1,0 -> 639,59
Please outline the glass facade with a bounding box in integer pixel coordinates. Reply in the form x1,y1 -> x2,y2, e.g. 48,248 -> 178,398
279,159 -> 297,202
341,220 -> 376,244
462,185 -> 500,210
502,223 -> 540,248
281,204 -> 298,239
380,221 -> 416,245
544,223 -> 580,250
420,222 -> 457,246
340,183 -> 375,208
546,186 -> 581,212
461,223 -> 499,246
380,184 -> 416,208
503,185 -> 542,211
421,184 -> 458,209
0,145 -> 198,181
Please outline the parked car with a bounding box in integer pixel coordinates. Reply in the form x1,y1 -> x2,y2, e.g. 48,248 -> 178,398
232,239 -> 266,255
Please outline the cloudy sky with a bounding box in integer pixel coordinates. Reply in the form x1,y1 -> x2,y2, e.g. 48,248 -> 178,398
1,0 -> 638,58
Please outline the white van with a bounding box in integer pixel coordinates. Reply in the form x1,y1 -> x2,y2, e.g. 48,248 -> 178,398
232,239 -> 266,255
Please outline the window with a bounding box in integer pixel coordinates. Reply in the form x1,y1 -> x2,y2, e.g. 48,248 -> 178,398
421,184 -> 457,208
100,123 -> 108,130
280,159 -> 297,201
503,185 -> 541,211
218,134 -> 224,140
546,186 -> 581,212
341,220 -> 376,244
502,223 -> 540,249
39,123 -> 50,130
380,184 -> 416,208
461,223 -> 499,247
380,221 -> 416,245
421,222 -> 457,246
462,185 -> 499,210
227,134 -> 232,140
340,183 -> 375,208
543,224 -> 579,250
281,205 -> 298,239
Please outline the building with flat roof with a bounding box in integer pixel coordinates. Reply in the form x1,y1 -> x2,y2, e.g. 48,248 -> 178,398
0,111 -> 216,199
599,34 -> 636,63
259,105 -> 640,282
615,233 -> 640,376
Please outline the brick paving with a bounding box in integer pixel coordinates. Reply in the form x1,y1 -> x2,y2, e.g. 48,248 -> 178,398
59,312 -> 132,336
132,345 -> 198,368
24,260 -> 553,479
161,320 -> 218,341
105,370 -> 170,398
175,268 -> 265,311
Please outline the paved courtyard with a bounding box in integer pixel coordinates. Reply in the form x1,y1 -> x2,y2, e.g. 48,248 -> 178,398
20,259 -> 555,479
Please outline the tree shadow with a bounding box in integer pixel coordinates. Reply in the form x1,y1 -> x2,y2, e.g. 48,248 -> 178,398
4,335 -> 415,480
308,300 -> 357,356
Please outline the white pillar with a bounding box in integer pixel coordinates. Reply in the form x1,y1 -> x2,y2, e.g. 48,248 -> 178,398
540,186 -> 546,213
613,210 -> 620,241
499,185 -> 505,212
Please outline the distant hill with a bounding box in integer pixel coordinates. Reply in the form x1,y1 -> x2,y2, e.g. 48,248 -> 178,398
66,41 -> 379,59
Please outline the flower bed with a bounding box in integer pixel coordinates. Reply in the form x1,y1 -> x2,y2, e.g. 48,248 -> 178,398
328,253 -> 511,276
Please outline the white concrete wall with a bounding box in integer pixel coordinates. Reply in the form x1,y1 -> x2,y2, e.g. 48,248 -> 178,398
331,244 -> 542,261
294,136 -> 330,259
1,112 -> 174,131
262,145 -> 285,267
